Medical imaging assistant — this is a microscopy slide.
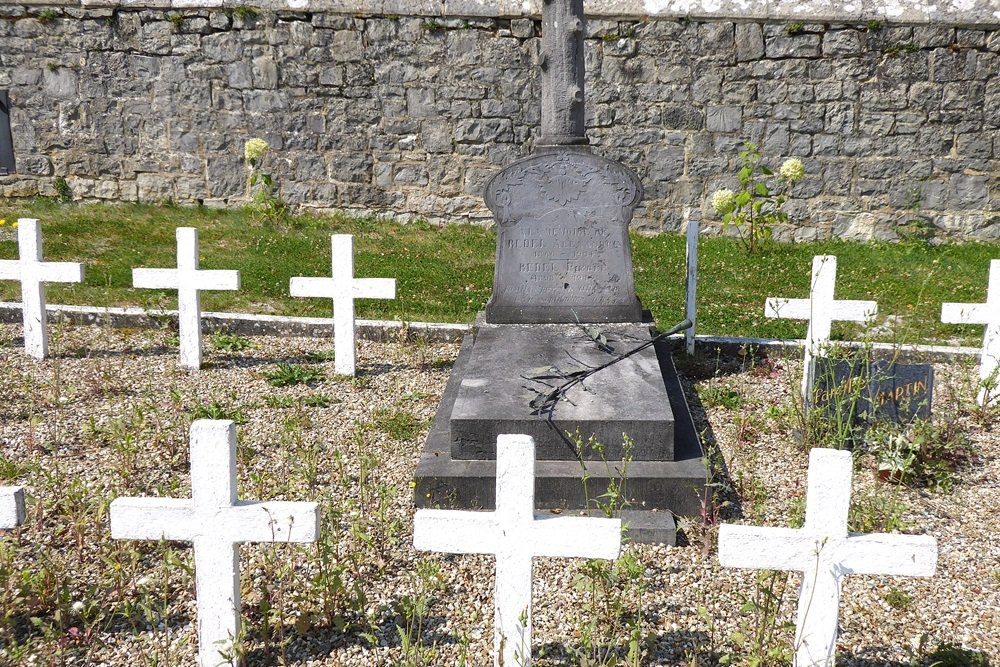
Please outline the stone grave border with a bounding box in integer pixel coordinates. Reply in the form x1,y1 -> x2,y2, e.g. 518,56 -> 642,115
0,301 -> 985,363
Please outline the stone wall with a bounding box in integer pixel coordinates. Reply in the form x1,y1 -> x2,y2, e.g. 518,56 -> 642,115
0,3 -> 997,240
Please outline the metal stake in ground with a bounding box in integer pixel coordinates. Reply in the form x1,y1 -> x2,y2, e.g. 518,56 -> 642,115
941,259 -> 1000,407
0,486 -> 25,529
110,420 -> 319,667
719,448 -> 937,667
289,234 -> 396,376
0,219 -> 84,359
765,255 -> 877,403
685,214 -> 699,356
132,227 -> 240,370
413,434 -> 621,667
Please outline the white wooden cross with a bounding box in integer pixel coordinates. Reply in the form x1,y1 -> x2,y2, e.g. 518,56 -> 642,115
111,420 -> 319,667
414,434 -> 621,667
765,255 -> 877,402
0,486 -> 26,529
941,259 -> 1000,407
0,219 -> 84,359
289,234 -> 396,376
132,227 -> 240,370
719,448 -> 937,667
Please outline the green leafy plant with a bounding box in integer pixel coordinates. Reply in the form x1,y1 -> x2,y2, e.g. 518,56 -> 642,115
262,362 -> 326,387
421,18 -> 444,32
230,4 -> 261,20
167,13 -> 184,30
720,570 -> 794,666
213,334 -> 252,352
188,400 -> 248,425
37,9 -> 59,24
244,138 -> 288,226
395,559 -> 445,666
865,19 -> 883,31
785,22 -> 804,35
53,177 -> 72,203
710,143 -> 806,254
884,587 -> 913,609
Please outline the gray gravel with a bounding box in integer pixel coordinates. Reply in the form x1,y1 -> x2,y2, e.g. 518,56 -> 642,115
0,322 -> 997,666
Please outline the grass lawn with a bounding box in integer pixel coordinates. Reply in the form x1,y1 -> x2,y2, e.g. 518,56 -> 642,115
1,199 -> 997,346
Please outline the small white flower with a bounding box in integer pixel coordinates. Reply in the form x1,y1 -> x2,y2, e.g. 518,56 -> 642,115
711,188 -> 737,215
71,600 -> 85,614
779,157 -> 805,183
244,138 -> 269,163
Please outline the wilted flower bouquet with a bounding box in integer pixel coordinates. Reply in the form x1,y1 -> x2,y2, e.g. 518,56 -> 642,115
710,142 -> 806,253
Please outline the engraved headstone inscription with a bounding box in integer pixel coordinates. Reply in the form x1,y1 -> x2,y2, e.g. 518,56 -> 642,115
812,358 -> 934,435
483,149 -> 644,324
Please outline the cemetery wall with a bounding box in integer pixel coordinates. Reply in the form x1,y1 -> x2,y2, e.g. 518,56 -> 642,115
0,3 -> 998,240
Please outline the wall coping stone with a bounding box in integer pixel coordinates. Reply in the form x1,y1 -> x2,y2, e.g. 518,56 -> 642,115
8,0 -> 999,25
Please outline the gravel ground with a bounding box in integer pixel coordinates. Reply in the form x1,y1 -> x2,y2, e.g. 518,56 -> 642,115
0,321 -> 997,666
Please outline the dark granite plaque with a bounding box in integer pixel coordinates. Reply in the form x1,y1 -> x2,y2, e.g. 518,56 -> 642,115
813,358 -> 934,430
483,148 -> 644,324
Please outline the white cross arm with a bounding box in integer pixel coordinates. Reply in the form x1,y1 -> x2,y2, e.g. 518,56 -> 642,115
765,297 -> 811,320
290,276 -> 396,300
941,302 -> 992,325
196,269 -> 241,292
35,262 -> 84,283
529,515 -> 621,560
718,525 -> 819,571
111,498 -> 320,543
355,278 -> 396,300
289,276 -> 336,299
133,268 -> 179,289
832,300 -> 879,322
0,260 -> 84,283
0,261 -> 19,280
0,486 -> 26,529
837,533 -> 937,576
414,510 -> 500,554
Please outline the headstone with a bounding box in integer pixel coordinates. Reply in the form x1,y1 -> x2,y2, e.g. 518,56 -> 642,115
482,150 -> 644,324
718,448 -> 937,667
941,259 -> 999,407
0,486 -> 25,529
812,358 -> 934,432
765,255 -> 878,403
289,234 -> 396,376
132,227 -> 240,370
414,434 -> 621,667
685,216 -> 698,356
0,219 -> 84,359
111,420 -> 319,667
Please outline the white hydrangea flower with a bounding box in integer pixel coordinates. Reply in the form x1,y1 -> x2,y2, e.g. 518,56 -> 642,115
779,157 -> 805,183
711,188 -> 737,215
244,138 -> 269,163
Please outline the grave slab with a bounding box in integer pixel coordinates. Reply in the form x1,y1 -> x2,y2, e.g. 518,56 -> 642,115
415,334 -> 705,544
450,323 -> 673,461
